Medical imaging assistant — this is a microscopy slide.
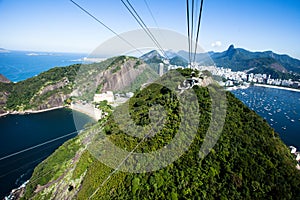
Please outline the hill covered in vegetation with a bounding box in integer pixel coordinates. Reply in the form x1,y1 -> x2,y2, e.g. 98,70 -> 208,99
21,69 -> 300,199
0,56 -> 158,113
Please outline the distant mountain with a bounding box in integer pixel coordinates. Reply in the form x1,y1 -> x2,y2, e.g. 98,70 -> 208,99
140,50 -> 164,64
140,50 -> 189,74
0,74 -> 11,83
177,50 -> 213,64
164,50 -> 179,59
0,48 -> 10,53
178,45 -> 300,79
169,55 -> 188,67
210,45 -> 289,71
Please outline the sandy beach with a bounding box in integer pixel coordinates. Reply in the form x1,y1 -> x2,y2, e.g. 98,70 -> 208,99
254,84 -> 300,92
0,106 -> 64,118
70,102 -> 101,121
0,104 -> 100,121
24,106 -> 64,114
0,111 -> 9,118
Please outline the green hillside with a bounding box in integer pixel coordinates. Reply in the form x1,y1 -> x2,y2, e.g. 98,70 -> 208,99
22,69 -> 300,199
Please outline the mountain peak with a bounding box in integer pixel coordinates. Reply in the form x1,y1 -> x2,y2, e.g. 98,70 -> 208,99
140,50 -> 164,64
0,48 -> 10,53
225,44 -> 237,58
227,44 -> 235,51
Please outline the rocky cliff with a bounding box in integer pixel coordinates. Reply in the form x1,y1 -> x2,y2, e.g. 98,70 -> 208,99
101,60 -> 155,92
0,74 -> 11,83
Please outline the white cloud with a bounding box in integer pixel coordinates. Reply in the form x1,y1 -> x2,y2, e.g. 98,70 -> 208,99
211,41 -> 222,48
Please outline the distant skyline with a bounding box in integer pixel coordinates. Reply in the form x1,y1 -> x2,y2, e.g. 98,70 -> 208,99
0,0 -> 300,59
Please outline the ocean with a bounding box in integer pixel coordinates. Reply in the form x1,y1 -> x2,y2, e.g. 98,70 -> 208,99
232,86 -> 300,149
0,50 -> 86,82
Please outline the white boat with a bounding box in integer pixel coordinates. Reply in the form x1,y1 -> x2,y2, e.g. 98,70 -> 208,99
290,146 -> 297,154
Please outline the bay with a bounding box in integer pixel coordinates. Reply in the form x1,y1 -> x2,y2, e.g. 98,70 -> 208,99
232,86 -> 300,149
0,109 -> 94,198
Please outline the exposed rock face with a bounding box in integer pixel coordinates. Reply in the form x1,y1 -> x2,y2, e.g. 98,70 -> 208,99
30,77 -> 70,110
201,76 -> 214,87
270,62 -> 287,73
101,61 -> 147,92
71,57 -> 156,100
37,93 -> 69,110
0,91 -> 9,114
39,77 -> 69,96
0,91 -> 9,106
0,74 -> 11,83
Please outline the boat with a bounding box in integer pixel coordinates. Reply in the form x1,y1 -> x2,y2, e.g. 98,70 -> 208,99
290,146 -> 297,154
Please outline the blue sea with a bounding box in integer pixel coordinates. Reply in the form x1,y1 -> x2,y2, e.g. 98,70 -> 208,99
232,86 -> 300,149
0,50 -> 86,82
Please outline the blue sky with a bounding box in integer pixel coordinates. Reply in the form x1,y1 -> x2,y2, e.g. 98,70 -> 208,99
0,0 -> 300,59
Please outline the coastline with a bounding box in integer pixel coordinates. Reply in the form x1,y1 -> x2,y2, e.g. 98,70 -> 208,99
254,84 -> 300,92
0,105 -> 99,121
0,103 -> 102,121
70,102 -> 100,121
0,106 -> 64,118
0,111 -> 9,118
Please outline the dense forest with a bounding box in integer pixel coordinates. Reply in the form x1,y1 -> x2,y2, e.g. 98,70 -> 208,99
22,69 -> 300,199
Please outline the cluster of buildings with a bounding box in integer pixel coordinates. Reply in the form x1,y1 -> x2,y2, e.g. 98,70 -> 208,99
289,146 -> 300,170
187,64 -> 300,89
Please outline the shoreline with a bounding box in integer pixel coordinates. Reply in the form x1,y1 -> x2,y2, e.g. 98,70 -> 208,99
254,84 -> 300,92
0,106 -> 64,118
70,103 -> 100,121
0,105 -> 98,121
0,111 -> 10,118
